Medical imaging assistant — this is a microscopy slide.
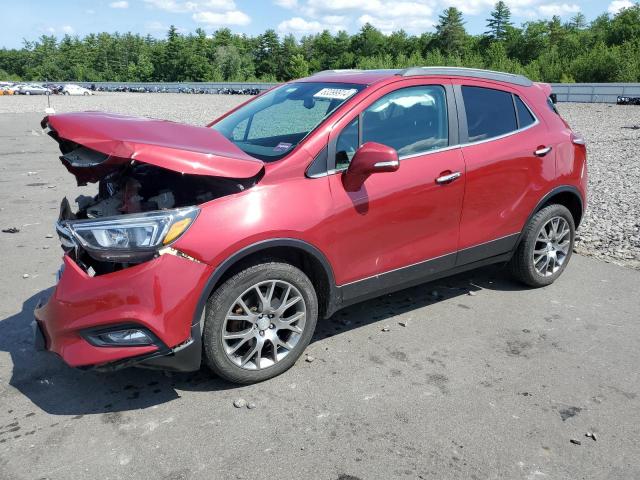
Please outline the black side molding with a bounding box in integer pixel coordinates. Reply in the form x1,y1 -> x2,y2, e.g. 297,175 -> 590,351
456,233 -> 519,266
337,234 -> 519,310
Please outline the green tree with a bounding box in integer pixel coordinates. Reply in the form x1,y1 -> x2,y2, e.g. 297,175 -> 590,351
287,54 -> 309,79
569,12 -> 587,30
352,24 -> 386,57
608,3 -> 640,45
254,29 -> 279,78
435,7 -> 467,56
162,25 -> 183,81
486,1 -> 512,40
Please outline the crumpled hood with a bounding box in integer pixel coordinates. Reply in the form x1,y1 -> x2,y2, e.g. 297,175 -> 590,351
42,111 -> 264,180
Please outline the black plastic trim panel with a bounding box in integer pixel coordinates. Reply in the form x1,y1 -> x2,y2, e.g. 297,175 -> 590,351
337,233 -> 518,310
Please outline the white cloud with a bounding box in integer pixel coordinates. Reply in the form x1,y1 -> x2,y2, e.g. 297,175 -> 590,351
608,0 -> 634,14
277,16 -> 349,34
438,0 -> 495,15
358,13 -> 434,34
274,0 -> 298,8
109,1 -> 129,8
537,3 -> 580,16
144,0 -> 236,13
61,25 -> 75,34
145,0 -> 250,26
193,10 -> 251,25
278,17 -> 324,34
293,0 -> 434,33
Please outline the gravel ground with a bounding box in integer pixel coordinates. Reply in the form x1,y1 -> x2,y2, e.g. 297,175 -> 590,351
558,103 -> 640,269
1,93 -> 638,268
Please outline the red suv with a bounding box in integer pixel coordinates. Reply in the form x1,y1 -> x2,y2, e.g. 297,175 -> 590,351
34,68 -> 587,383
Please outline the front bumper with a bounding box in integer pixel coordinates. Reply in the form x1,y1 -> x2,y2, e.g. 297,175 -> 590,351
33,252 -> 212,372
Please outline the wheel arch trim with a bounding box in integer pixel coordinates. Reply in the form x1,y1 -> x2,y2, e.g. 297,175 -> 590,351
191,238 -> 339,329
515,185 -> 584,249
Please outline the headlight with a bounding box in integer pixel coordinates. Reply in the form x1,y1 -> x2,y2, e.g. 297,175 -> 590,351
59,206 -> 198,262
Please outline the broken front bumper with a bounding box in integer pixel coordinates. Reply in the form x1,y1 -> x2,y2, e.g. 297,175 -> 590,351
33,252 -> 213,372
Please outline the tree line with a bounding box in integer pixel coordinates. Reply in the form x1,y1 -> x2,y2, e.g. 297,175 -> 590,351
1,2 -> 640,83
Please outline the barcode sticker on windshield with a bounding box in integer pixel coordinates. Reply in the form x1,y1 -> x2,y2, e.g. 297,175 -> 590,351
313,88 -> 357,100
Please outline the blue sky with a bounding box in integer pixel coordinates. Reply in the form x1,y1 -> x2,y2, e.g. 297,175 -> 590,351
1,0 -> 635,48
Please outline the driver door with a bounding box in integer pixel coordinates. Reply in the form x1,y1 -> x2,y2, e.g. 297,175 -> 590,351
325,80 -> 466,302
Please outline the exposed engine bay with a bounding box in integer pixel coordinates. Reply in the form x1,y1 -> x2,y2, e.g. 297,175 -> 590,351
59,160 -> 252,221
43,112 -> 265,277
56,146 -> 260,276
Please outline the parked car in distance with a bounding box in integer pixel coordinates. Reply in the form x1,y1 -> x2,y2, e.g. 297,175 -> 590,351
62,84 -> 94,96
16,84 -> 51,95
35,67 -> 587,384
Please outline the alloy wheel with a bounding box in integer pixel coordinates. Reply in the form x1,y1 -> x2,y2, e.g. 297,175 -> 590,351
222,280 -> 306,370
532,216 -> 571,277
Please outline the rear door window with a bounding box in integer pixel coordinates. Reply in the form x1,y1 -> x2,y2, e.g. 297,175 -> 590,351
462,86 -> 517,142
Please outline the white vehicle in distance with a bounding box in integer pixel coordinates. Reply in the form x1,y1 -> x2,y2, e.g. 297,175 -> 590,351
62,84 -> 94,96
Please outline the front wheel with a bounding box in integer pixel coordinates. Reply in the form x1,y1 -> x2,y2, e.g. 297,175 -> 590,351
509,204 -> 575,287
203,262 -> 318,384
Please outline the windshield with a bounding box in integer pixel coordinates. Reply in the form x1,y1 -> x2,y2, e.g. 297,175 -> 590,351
211,82 -> 365,161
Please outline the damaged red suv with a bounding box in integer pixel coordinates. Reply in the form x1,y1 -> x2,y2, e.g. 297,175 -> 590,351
34,68 -> 587,384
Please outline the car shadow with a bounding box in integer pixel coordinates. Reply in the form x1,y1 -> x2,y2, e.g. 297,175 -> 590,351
0,263 -> 525,416
0,290 -> 230,416
312,262 -> 526,342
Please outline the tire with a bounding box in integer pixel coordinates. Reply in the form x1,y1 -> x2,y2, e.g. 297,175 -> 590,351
203,262 -> 318,384
509,204 -> 575,287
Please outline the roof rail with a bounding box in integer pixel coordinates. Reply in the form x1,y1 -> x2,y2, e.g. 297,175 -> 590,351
312,69 -> 364,76
398,66 -> 533,87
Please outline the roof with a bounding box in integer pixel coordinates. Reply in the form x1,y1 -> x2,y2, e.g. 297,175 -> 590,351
304,67 -> 533,87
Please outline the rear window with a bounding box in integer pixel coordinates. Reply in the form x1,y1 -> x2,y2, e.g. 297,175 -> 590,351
462,86 -> 517,142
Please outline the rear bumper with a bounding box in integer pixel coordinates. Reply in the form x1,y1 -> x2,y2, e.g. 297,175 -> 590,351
33,253 -> 212,372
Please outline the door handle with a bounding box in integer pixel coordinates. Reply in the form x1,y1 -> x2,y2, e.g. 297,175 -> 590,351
435,171 -> 462,184
534,146 -> 552,157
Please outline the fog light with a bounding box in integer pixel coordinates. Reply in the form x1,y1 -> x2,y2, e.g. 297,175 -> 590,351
86,328 -> 154,346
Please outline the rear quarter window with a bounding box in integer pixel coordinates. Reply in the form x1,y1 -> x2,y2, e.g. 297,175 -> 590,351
514,95 -> 536,128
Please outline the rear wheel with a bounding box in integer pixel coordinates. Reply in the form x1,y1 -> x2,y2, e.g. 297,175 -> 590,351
510,204 -> 575,287
203,262 -> 318,384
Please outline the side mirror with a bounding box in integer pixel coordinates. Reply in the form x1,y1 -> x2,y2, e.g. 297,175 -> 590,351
341,142 -> 399,192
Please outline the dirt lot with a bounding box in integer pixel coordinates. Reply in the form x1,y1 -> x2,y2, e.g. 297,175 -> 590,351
0,94 -> 639,479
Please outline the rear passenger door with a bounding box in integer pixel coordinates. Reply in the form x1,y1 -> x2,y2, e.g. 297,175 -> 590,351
454,80 -> 553,264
